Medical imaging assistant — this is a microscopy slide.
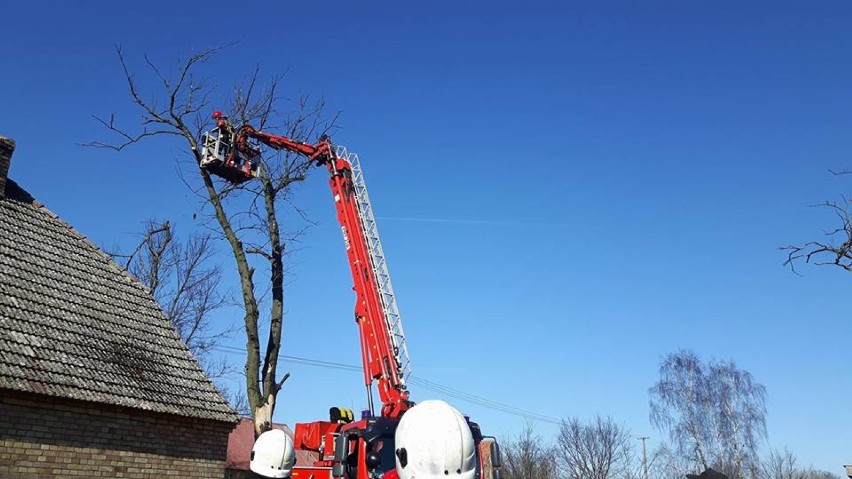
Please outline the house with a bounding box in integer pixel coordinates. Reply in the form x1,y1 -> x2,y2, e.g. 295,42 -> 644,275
0,136 -> 239,478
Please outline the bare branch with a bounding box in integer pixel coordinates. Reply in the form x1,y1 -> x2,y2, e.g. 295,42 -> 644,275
144,54 -> 171,92
557,415 -> 636,479
108,220 -> 171,270
94,47 -> 339,437
783,198 -> 852,273
82,114 -> 182,150
501,423 -> 557,479
117,45 -> 172,126
245,247 -> 273,261
274,371 -> 290,393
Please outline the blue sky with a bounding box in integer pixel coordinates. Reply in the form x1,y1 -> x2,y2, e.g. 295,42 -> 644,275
3,0 -> 852,473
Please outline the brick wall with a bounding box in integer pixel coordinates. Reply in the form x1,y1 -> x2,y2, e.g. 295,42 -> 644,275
0,390 -> 236,479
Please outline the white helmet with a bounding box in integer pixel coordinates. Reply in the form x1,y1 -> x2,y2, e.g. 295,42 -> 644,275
394,400 -> 477,479
250,429 -> 296,478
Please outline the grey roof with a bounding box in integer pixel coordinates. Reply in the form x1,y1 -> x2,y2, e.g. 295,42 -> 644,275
0,179 -> 238,423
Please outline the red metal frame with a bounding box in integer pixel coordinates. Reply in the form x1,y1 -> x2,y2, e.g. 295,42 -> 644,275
215,115 -> 409,419
203,112 -> 500,479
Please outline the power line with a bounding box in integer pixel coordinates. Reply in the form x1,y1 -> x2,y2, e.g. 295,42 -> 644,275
212,345 -> 562,425
407,376 -> 561,425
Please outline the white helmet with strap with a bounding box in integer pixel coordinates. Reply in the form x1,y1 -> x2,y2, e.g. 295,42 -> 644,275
394,400 -> 477,479
250,429 -> 296,478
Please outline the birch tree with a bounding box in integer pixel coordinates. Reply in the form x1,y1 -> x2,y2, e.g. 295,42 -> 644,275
649,350 -> 767,479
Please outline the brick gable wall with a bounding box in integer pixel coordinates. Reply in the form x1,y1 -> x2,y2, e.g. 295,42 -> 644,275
0,390 -> 235,478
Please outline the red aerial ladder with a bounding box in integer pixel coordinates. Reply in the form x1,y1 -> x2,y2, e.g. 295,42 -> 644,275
200,112 -> 502,479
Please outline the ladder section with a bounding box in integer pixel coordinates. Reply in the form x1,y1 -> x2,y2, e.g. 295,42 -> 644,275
338,145 -> 412,384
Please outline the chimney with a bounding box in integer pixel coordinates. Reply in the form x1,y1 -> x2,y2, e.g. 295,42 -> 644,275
0,135 -> 14,198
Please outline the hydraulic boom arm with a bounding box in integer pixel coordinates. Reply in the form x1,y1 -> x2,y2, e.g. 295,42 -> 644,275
206,112 -> 411,417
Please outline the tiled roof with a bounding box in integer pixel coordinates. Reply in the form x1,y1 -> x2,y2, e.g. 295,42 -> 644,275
0,179 -> 238,423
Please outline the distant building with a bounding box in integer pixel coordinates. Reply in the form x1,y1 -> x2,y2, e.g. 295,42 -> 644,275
0,136 -> 239,478
686,468 -> 729,479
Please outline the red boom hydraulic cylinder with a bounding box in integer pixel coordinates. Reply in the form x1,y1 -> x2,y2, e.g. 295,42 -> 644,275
224,119 -> 410,418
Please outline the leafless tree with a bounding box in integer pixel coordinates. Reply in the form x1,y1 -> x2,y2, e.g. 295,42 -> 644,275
760,448 -> 805,479
760,448 -> 811,479
501,423 -> 557,479
556,415 -> 637,479
806,471 -> 843,479
649,443 -> 694,479
109,219 -> 251,414
759,449 -> 842,479
112,220 -> 228,366
88,45 -> 337,436
649,350 -> 767,479
782,172 -> 852,273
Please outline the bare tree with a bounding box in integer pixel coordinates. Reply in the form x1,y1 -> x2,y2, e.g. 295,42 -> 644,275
556,415 -> 637,479
649,350 -> 767,479
806,472 -> 843,479
649,443 -> 694,479
782,172 -> 852,273
760,448 -> 805,479
109,219 -> 251,415
88,45 -> 337,436
759,449 -> 842,479
502,423 -> 557,479
112,220 -> 228,366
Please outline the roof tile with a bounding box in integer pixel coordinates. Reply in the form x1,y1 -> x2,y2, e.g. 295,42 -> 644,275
0,179 -> 237,423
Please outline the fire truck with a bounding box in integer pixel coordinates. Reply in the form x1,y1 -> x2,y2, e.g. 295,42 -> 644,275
200,112 -> 503,479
